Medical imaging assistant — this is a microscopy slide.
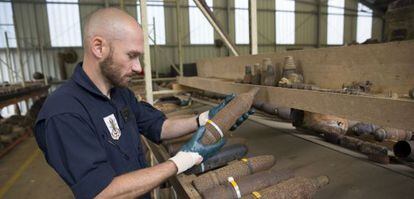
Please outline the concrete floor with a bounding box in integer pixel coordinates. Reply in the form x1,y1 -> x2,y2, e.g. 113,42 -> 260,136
0,137 -> 72,198
1,105 -> 414,198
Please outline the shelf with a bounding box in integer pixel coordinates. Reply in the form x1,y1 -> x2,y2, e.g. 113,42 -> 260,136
178,76 -> 414,131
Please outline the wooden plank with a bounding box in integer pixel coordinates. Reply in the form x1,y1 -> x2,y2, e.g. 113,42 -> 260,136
196,40 -> 414,94
178,76 -> 414,131
0,86 -> 49,109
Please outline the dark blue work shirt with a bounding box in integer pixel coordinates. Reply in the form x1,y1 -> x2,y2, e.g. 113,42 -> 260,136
34,63 -> 166,199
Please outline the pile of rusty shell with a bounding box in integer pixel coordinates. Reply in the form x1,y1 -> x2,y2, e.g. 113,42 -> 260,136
360,142 -> 390,164
251,64 -> 262,85
192,155 -> 276,193
339,136 -> 364,151
201,88 -> 260,145
184,143 -> 248,175
201,169 -> 294,199
393,140 -> 414,160
243,65 -> 253,84
373,128 -> 413,142
350,122 -> 379,136
409,88 -> 414,99
242,176 -> 329,199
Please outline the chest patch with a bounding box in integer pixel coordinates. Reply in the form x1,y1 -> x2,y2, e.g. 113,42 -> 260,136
103,114 -> 121,140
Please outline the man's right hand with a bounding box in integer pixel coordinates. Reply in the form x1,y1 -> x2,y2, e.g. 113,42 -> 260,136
169,126 -> 226,174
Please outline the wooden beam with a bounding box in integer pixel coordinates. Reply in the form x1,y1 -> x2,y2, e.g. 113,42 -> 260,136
178,77 -> 414,131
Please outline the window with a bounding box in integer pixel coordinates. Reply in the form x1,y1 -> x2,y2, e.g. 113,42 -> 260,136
136,0 -> 166,45
46,0 -> 82,47
0,1 -> 17,48
357,3 -> 372,43
327,0 -> 344,45
235,0 -> 249,44
275,0 -> 295,44
189,0 -> 214,44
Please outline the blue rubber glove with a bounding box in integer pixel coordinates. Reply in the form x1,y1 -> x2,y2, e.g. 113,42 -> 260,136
198,93 -> 255,131
180,126 -> 226,161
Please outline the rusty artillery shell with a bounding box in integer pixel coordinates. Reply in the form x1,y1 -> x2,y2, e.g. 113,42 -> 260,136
339,136 -> 363,151
302,112 -> 348,135
201,88 -> 260,145
192,155 -> 275,193
243,65 -> 253,84
373,128 -> 412,142
360,142 -> 389,164
393,140 -> 414,160
201,169 -> 294,199
252,64 -> 262,85
350,122 -> 379,136
242,176 -> 329,199
263,65 -> 277,86
185,143 -> 248,175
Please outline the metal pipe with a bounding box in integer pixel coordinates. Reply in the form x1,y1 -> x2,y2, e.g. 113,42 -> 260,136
11,4 -> 26,87
152,17 -> 159,78
192,155 -> 276,193
192,0 -> 239,56
185,143 -> 248,175
4,32 -> 14,83
175,0 -> 183,76
249,0 -> 257,55
202,169 -> 294,199
140,0 -> 154,104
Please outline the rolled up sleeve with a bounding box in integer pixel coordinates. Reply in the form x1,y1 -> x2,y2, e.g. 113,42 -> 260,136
36,113 -> 115,199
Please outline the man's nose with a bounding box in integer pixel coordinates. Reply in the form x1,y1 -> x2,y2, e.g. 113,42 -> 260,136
132,59 -> 142,74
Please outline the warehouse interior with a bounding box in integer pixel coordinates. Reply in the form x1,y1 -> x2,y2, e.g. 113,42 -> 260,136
0,0 -> 414,198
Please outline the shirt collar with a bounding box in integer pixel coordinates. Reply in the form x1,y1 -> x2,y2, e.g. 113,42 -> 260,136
72,62 -> 111,99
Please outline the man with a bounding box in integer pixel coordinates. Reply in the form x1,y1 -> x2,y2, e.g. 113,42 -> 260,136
34,8 -> 252,199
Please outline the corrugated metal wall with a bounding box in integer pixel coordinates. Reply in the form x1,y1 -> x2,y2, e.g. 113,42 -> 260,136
0,0 -> 384,83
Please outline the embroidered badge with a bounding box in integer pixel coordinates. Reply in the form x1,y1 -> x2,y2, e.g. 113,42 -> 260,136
103,114 -> 121,140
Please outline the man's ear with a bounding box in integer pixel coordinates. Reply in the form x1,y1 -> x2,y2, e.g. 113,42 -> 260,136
90,36 -> 106,59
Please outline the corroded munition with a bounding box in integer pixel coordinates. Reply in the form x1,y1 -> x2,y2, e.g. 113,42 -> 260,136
242,176 -> 329,199
201,88 -> 260,145
251,63 -> 261,85
393,140 -> 414,160
350,122 -> 379,136
192,155 -> 275,193
360,142 -> 389,164
243,65 -> 253,84
373,128 -> 412,142
339,136 -> 364,151
185,143 -> 248,175
201,169 -> 294,199
323,131 -> 344,145
302,112 -> 348,135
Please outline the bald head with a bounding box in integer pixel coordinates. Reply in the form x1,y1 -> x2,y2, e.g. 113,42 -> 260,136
83,7 -> 142,49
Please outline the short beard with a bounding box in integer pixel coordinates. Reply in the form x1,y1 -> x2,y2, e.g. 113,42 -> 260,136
99,47 -> 129,88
